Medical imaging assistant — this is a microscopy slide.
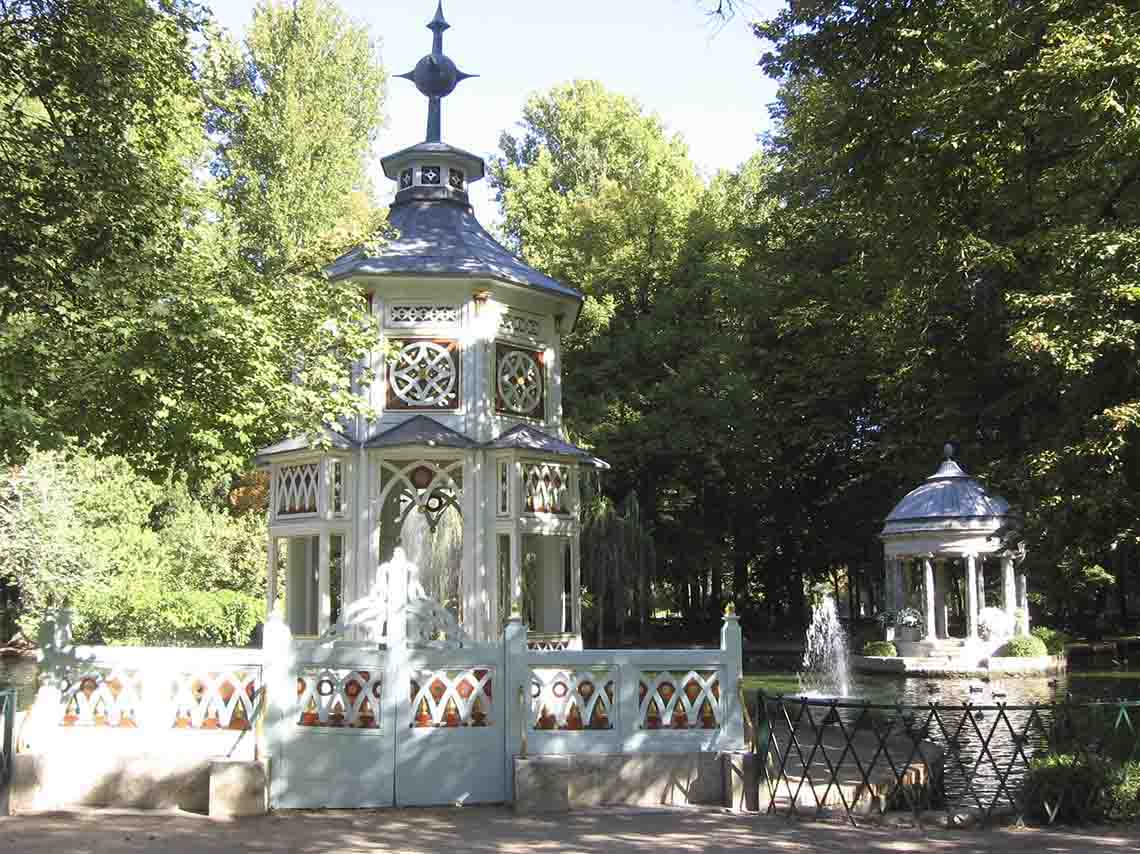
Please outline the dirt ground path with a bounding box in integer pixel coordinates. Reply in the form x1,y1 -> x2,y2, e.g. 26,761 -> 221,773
2,807 -> 1140,854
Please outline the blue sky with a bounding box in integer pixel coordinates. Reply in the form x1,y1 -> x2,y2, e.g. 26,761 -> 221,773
209,0 -> 783,221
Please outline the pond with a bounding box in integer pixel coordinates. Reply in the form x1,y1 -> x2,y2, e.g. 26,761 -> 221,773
744,670 -> 1140,705
0,655 -> 37,711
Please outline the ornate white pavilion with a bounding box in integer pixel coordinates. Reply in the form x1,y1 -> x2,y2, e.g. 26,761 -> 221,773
881,444 -> 1029,657
254,6 -> 606,646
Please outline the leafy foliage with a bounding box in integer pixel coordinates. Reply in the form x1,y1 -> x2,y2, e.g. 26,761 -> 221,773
1032,626 -> 1074,655
861,640 -> 897,657
999,635 -> 1048,658
0,447 -> 266,644
0,0 -> 386,484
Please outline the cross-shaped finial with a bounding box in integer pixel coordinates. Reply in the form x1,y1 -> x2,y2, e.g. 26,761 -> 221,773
396,2 -> 477,143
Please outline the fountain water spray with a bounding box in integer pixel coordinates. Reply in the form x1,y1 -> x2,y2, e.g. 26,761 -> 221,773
800,594 -> 850,697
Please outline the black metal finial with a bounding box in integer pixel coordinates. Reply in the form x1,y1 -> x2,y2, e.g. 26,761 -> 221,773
395,2 -> 477,143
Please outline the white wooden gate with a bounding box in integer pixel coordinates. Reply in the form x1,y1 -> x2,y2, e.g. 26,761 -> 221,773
265,591 -> 508,808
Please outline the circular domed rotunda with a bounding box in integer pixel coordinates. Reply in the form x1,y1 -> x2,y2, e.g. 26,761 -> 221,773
881,445 -> 1028,655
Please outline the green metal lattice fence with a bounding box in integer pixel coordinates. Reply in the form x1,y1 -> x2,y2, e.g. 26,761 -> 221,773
1,688 -> 15,787
753,692 -> 1140,826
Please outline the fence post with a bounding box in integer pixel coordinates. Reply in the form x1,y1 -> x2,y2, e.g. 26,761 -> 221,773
504,613 -> 527,802
24,609 -> 74,751
720,604 -> 745,751
262,614 -> 293,808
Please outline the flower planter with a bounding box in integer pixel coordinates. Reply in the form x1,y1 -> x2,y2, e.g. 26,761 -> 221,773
895,626 -> 920,643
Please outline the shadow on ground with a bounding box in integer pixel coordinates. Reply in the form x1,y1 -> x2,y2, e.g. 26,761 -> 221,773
2,806 -> 1140,853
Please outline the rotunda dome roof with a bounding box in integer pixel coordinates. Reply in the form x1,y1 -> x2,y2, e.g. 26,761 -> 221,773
882,444 -> 1010,537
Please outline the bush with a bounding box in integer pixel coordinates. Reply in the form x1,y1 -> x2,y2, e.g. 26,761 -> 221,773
1022,754 -> 1113,823
1032,626 -> 1073,655
1107,762 -> 1140,821
74,576 -> 263,647
1023,756 -> 1140,823
862,640 -> 897,657
999,635 -> 1048,657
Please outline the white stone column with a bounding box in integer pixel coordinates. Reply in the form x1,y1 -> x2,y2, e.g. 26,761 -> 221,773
977,556 -> 986,610
965,553 -> 979,639
922,555 -> 936,641
1017,572 -> 1030,635
893,558 -> 906,610
934,560 -> 949,639
1002,556 -> 1016,619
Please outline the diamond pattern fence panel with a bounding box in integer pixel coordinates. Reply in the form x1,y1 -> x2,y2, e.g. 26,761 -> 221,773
753,692 -> 1140,827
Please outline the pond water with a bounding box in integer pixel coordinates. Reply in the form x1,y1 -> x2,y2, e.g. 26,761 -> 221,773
0,655 -> 36,710
745,670 -> 1140,706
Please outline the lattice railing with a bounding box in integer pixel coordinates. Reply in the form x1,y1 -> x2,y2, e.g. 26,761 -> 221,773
531,668 -> 615,730
638,670 -> 720,730
55,666 -> 262,730
410,668 -> 494,728
61,669 -> 144,727
297,668 -> 382,729
522,462 -> 568,514
172,669 -> 260,730
527,633 -> 581,651
755,693 -> 1140,827
276,463 -> 320,516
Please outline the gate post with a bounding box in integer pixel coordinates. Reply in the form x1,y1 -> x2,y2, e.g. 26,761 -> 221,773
262,615 -> 293,808
504,613 -> 527,802
720,605 -> 745,751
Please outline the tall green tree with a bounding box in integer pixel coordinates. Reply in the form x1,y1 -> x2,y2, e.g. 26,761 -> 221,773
754,0 -> 1140,609
0,0 -> 388,484
492,81 -> 712,629
207,0 -> 387,270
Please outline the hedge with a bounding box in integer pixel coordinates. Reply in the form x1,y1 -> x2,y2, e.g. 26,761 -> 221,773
999,635 -> 1049,657
862,640 -> 897,657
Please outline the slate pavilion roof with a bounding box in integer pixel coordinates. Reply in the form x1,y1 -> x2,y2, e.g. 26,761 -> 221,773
882,445 -> 1011,537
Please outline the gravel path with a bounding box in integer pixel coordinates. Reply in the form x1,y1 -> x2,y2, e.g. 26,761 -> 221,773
2,807 -> 1139,853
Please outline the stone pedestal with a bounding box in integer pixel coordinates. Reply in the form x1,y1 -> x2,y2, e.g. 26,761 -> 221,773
209,760 -> 268,818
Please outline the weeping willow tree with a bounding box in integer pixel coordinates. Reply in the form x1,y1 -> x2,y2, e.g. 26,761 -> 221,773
580,477 -> 656,648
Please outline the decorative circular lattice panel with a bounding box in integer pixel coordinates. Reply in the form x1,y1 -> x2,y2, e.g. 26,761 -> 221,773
390,341 -> 457,407
497,349 -> 542,415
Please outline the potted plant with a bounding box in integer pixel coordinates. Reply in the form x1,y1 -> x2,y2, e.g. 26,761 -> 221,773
894,607 -> 923,642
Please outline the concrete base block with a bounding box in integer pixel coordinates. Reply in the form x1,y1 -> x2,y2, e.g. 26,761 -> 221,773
9,752 -> 210,813
514,752 -> 726,813
513,756 -> 570,813
722,751 -> 760,812
209,759 -> 268,818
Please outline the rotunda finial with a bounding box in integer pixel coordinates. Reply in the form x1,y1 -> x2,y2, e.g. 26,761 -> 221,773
395,2 -> 478,143
943,442 -> 955,460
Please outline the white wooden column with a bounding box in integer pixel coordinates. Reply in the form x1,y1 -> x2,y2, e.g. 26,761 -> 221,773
922,555 -> 936,641
509,531 -> 522,619
570,534 -> 582,637
318,531 -> 331,635
1001,556 -> 1016,618
965,553 -> 979,639
266,533 -> 278,618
